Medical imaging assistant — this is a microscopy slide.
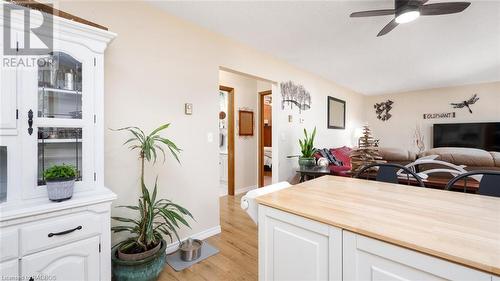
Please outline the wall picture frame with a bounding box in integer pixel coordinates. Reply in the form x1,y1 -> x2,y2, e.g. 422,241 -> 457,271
239,110 -> 254,136
327,96 -> 346,129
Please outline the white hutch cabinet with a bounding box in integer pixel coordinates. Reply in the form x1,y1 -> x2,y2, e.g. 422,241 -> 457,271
1,3 -> 116,281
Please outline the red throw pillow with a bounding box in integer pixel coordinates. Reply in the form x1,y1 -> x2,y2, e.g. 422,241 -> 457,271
330,146 -> 352,167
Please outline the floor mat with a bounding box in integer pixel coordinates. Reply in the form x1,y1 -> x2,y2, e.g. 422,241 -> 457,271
166,241 -> 219,272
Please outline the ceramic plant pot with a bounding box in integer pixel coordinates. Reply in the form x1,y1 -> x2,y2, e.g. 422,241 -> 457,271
112,240 -> 166,281
298,157 -> 316,167
46,179 -> 75,202
117,241 -> 162,261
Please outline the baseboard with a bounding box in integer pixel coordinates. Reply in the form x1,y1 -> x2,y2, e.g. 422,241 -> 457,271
165,225 -> 222,254
236,185 -> 257,195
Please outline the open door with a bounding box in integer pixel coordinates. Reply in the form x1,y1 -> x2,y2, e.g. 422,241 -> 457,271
219,86 -> 235,195
259,91 -> 272,187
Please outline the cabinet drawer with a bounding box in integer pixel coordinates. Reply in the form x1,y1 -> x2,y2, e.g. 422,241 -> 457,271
21,212 -> 101,255
0,259 -> 19,278
343,231 -> 492,281
0,228 -> 18,262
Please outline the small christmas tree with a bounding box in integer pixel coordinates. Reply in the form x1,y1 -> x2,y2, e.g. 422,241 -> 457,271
350,125 -> 384,173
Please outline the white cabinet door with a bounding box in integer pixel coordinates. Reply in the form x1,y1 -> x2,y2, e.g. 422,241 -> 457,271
19,39 -> 96,199
0,62 -> 18,135
21,236 -> 100,281
0,259 -> 19,279
343,231 -> 491,281
259,205 -> 342,281
0,11 -> 19,136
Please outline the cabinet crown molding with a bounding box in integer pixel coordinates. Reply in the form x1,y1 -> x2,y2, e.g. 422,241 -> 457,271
0,1 -> 116,53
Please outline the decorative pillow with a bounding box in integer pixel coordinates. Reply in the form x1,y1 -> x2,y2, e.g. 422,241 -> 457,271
331,146 -> 352,167
320,148 -> 343,166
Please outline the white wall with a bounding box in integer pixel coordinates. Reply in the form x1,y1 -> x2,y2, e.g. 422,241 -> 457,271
364,81 -> 500,153
257,80 -> 272,93
59,1 -> 365,243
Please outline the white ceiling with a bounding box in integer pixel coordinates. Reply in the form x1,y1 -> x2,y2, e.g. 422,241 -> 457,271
152,0 -> 500,95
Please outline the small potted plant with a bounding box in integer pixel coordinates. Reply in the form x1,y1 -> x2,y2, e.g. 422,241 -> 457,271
298,127 -> 317,167
43,164 -> 77,202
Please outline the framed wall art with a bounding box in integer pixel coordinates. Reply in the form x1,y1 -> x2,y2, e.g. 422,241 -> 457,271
239,110 -> 254,136
327,96 -> 346,129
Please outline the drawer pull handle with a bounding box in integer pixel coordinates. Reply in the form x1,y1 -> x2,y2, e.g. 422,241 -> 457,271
48,225 -> 82,237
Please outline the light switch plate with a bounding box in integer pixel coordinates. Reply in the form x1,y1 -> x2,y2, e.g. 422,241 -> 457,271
185,103 -> 193,115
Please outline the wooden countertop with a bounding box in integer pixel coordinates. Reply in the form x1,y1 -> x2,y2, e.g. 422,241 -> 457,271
257,176 -> 500,276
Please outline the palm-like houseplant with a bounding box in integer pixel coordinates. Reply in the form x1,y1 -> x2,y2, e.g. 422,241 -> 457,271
298,127 -> 317,167
111,124 -> 193,281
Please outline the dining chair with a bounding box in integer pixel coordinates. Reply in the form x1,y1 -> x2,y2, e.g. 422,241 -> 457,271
445,171 -> 500,197
354,163 -> 425,187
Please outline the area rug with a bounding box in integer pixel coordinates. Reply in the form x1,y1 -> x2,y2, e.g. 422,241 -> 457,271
166,241 -> 219,271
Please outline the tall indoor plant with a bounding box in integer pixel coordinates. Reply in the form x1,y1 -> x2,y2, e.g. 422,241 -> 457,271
111,124 -> 193,281
298,127 -> 317,167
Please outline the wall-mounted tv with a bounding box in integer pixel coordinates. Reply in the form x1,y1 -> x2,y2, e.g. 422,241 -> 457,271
433,122 -> 500,152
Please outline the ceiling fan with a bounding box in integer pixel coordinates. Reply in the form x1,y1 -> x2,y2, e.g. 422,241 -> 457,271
350,0 -> 471,37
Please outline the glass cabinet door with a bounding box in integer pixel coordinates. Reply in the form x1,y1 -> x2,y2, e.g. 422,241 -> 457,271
21,49 -> 94,198
38,127 -> 83,186
38,52 -> 83,119
36,52 -> 84,187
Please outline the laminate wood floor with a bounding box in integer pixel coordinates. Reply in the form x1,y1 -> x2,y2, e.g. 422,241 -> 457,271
158,194 -> 258,281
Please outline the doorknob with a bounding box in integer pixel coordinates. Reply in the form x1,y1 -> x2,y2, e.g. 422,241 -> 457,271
28,109 -> 33,135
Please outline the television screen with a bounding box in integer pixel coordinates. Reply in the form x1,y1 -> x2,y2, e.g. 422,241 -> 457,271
433,123 -> 500,152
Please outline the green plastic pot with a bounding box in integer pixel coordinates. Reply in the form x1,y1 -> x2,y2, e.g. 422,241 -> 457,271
298,157 -> 316,167
112,240 -> 166,281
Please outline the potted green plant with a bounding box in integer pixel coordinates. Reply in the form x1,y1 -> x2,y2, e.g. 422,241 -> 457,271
298,127 -> 317,167
43,164 -> 77,201
111,124 -> 193,281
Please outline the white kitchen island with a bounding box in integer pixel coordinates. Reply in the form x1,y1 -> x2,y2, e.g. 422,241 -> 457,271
257,176 -> 500,281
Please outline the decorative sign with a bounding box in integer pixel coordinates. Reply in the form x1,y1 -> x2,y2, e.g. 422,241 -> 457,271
451,94 -> 479,114
374,100 -> 393,121
280,81 -> 311,113
423,112 -> 456,119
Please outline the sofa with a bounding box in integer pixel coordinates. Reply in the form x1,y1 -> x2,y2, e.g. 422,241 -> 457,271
419,147 -> 500,172
377,147 -> 500,172
315,146 -> 500,178
377,147 -> 417,166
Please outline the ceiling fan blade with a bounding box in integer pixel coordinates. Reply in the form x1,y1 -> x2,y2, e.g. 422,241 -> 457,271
377,19 -> 399,37
350,9 -> 395,18
420,2 -> 471,16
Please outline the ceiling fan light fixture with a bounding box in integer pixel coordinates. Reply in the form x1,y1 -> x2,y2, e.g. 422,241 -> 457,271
395,10 -> 420,24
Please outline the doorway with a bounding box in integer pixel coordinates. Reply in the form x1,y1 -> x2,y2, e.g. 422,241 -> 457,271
259,90 -> 272,187
219,86 -> 235,196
